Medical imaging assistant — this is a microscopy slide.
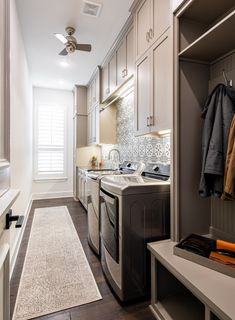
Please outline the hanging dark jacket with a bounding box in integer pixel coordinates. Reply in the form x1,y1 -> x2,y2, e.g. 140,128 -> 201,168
199,84 -> 235,197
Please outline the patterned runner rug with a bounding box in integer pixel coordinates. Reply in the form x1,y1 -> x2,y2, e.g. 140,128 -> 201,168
13,206 -> 102,320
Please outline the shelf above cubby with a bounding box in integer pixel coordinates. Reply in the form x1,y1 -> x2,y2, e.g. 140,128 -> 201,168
181,0 -> 235,26
179,9 -> 235,62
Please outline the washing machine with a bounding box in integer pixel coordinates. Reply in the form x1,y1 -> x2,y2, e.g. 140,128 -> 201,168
100,163 -> 170,301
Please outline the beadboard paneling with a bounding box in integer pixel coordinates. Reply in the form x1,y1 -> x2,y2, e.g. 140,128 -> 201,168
209,52 -> 235,241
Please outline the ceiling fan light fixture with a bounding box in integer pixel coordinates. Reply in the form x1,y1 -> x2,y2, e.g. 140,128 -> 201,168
54,33 -> 67,44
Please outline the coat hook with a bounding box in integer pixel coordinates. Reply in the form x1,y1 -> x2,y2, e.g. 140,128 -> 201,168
222,69 -> 233,87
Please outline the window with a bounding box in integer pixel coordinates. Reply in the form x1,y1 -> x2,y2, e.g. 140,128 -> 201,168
34,104 -> 67,180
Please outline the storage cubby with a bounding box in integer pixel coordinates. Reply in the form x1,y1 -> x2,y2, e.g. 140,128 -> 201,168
155,261 -> 205,320
178,0 -> 235,54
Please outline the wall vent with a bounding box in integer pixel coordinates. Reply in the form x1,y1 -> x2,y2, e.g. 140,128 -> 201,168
81,0 -> 102,17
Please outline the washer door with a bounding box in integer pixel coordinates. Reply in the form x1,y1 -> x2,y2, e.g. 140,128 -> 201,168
100,188 -> 119,263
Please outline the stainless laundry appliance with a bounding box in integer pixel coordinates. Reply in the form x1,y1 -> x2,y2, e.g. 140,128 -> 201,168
87,162 -> 144,256
100,163 -> 170,301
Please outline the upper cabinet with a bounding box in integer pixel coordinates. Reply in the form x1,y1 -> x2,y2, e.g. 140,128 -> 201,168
87,68 -> 100,111
73,86 -> 87,148
117,26 -> 134,87
109,53 -> 117,96
101,23 -> 134,103
135,29 -> 172,136
101,52 -> 117,103
135,0 -> 170,61
101,62 -> 110,102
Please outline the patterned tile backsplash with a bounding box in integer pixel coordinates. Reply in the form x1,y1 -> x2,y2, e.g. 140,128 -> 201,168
101,91 -> 170,165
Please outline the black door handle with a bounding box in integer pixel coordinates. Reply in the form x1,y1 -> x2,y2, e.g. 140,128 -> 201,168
5,209 -> 24,229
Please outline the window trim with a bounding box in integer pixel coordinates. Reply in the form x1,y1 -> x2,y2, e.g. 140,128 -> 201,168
33,103 -> 68,181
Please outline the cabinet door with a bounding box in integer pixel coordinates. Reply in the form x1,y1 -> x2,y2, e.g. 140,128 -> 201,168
95,72 -> 100,104
76,115 -> 87,148
91,79 -> 96,106
91,107 -> 96,144
87,111 -> 92,144
91,104 -> 99,145
109,53 -> 117,95
126,26 -> 134,78
135,0 -> 151,60
116,38 -> 126,87
151,31 -> 172,132
101,62 -> 109,102
87,85 -> 92,112
134,52 -> 151,136
152,0 -> 170,42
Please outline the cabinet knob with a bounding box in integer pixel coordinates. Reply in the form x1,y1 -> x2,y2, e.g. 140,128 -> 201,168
147,116 -> 150,127
149,28 -> 154,40
146,31 -> 150,43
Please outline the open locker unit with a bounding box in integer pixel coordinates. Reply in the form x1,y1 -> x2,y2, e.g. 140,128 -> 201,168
149,1 -> 235,320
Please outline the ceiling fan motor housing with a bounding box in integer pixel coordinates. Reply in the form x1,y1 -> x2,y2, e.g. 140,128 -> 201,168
66,42 -> 77,53
65,26 -> 75,36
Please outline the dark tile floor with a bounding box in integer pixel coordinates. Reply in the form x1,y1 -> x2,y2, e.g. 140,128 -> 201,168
10,198 -> 155,320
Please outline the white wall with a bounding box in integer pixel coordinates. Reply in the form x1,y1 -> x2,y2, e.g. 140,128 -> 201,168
32,87 -> 73,199
10,0 -> 33,264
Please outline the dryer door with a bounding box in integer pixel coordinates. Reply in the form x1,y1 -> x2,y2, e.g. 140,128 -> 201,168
100,188 -> 119,262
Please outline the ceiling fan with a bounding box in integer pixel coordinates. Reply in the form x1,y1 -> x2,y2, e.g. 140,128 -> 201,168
54,27 -> 92,56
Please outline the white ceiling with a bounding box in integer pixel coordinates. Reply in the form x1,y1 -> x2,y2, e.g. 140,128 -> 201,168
16,0 -> 134,90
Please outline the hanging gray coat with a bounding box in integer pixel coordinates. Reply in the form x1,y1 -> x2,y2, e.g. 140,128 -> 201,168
199,84 -> 235,197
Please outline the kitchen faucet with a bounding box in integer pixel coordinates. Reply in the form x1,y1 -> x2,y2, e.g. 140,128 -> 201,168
108,149 -> 121,164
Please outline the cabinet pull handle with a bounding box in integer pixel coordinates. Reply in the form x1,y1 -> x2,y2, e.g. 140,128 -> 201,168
149,28 -> 154,39
147,117 -> 150,127
146,31 -> 150,42
149,115 -> 153,126
122,70 -> 125,78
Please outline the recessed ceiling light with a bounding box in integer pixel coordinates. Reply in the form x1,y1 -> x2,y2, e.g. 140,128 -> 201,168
60,61 -> 69,68
59,80 -> 65,85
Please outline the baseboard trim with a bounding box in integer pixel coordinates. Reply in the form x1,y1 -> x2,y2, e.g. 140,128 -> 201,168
31,191 -> 73,200
10,197 -> 32,278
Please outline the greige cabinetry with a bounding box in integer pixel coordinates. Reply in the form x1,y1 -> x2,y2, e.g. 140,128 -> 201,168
73,86 -> 87,199
117,26 -> 134,86
135,0 -> 170,61
101,62 -> 110,102
101,53 -> 117,103
101,22 -> 134,103
87,69 -> 100,145
87,68 -> 100,112
135,30 -> 171,136
109,53 -> 117,96
73,85 -> 87,148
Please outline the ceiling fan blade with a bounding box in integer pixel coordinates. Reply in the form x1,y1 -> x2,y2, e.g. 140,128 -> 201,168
59,48 -> 68,56
54,33 -> 67,44
76,44 -> 92,52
